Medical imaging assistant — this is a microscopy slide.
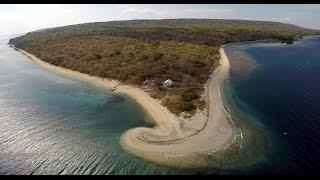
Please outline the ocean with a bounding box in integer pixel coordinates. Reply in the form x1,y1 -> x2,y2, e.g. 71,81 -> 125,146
224,36 -> 320,174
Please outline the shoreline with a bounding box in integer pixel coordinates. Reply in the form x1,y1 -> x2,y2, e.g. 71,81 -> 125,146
10,44 -> 238,167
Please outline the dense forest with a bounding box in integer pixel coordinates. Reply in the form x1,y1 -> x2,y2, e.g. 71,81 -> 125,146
9,19 -> 320,116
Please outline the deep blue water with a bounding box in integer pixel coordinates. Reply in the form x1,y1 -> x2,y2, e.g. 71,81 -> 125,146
225,36 -> 320,174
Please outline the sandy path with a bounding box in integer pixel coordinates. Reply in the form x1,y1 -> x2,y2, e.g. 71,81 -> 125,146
11,44 -> 237,166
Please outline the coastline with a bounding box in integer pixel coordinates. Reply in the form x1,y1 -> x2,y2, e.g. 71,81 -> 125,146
10,44 -> 238,167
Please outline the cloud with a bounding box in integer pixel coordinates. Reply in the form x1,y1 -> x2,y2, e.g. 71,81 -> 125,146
185,8 -> 233,15
273,17 -> 291,23
120,8 -> 155,16
119,7 -> 233,19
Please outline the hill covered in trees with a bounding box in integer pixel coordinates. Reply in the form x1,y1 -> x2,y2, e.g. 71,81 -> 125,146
9,19 -> 320,115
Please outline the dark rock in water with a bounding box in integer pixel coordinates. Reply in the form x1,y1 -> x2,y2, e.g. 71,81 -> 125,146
286,40 -> 294,44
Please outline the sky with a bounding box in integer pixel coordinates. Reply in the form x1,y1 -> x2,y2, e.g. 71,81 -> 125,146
0,4 -> 320,36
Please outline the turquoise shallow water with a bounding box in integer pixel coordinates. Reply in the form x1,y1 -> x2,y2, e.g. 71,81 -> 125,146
0,37 -> 187,175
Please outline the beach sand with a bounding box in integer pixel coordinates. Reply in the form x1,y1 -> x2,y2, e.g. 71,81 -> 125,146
11,44 -> 237,167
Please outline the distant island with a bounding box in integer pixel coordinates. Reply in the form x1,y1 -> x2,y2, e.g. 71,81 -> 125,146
9,19 -> 320,167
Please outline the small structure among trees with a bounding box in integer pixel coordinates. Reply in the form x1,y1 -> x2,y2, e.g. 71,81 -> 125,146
163,79 -> 173,88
